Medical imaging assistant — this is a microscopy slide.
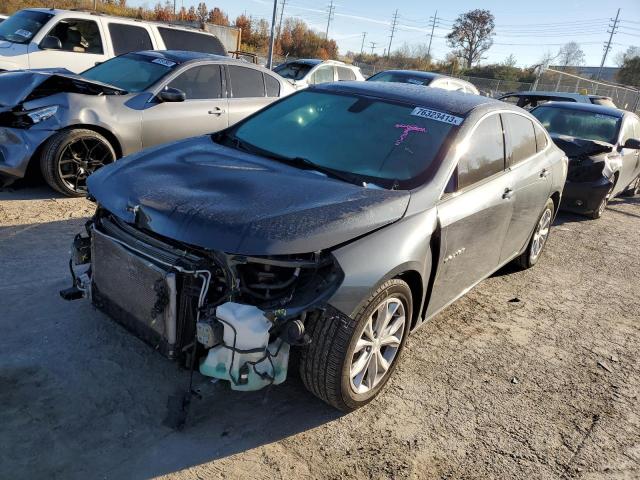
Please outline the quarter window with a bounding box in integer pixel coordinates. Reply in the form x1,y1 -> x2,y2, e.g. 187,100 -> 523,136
504,113 -> 537,166
46,19 -> 103,54
458,115 -> 505,189
108,23 -> 153,56
337,66 -> 356,81
534,122 -> 548,152
167,65 -> 223,100
228,66 -> 265,98
264,73 -> 280,97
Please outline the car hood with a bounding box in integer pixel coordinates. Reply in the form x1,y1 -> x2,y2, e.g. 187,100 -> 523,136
0,69 -> 126,108
88,137 -> 411,255
550,134 -> 614,159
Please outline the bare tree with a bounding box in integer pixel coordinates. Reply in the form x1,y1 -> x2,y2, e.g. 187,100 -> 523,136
446,9 -> 495,68
614,46 -> 640,67
557,42 -> 585,68
502,54 -> 517,67
195,2 -> 208,24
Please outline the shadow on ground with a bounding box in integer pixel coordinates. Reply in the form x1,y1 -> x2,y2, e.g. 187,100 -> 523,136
0,219 -> 342,480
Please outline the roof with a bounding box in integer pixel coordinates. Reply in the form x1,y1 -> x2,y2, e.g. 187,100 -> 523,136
502,91 -> 590,102
533,101 -> 625,118
288,59 -> 323,66
313,81 -> 501,116
135,50 -> 229,64
371,70 -> 443,80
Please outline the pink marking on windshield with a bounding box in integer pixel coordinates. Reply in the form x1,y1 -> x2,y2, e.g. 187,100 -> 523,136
394,124 -> 427,146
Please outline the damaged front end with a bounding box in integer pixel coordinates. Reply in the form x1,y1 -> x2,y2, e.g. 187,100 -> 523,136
62,208 -> 344,391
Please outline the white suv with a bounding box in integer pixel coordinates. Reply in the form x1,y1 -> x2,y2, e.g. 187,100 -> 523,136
274,59 -> 365,89
0,9 -> 227,73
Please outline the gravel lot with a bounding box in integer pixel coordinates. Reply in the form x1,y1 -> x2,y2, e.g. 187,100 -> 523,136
1,184 -> 639,480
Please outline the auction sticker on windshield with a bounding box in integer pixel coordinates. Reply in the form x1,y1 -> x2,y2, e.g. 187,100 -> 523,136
15,29 -> 33,38
151,58 -> 176,68
411,107 -> 463,126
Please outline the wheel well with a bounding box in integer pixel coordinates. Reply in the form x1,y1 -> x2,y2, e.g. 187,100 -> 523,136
550,191 -> 561,217
395,270 -> 423,330
61,124 -> 123,159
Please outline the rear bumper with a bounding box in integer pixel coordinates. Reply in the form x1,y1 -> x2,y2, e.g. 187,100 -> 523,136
0,127 -> 53,181
560,176 -> 613,214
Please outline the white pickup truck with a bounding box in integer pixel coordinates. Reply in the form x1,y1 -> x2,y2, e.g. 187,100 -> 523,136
0,9 -> 226,73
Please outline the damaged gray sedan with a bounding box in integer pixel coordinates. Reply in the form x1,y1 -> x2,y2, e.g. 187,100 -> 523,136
62,82 -> 567,412
0,50 -> 293,195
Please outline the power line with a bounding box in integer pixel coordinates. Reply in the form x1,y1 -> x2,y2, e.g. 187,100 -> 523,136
597,8 -> 621,80
369,41 -> 378,55
427,10 -> 439,58
325,0 -> 335,40
387,9 -> 399,59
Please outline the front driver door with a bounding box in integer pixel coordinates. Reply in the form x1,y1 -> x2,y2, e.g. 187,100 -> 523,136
427,113 -> 514,317
142,64 -> 228,148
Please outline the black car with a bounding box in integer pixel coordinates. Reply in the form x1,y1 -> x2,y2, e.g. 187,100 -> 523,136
500,91 -> 616,110
531,102 -> 640,218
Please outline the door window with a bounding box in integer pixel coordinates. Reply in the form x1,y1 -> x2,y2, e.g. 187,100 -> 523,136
504,113 -> 537,166
458,114 -> 505,189
167,65 -> 223,100
264,73 -> 281,97
337,66 -> 356,81
46,19 -> 103,54
108,23 -> 153,56
311,66 -> 334,84
228,65 -> 265,98
157,27 -> 226,55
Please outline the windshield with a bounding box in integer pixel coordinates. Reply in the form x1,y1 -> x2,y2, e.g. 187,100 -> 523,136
274,62 -> 314,81
225,90 -> 459,189
531,106 -> 620,144
81,54 -> 176,92
0,10 -> 53,44
368,72 -> 433,86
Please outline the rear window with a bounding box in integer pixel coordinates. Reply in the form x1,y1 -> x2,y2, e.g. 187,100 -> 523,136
273,62 -> 313,81
368,71 -> 431,86
531,106 -> 620,144
108,23 -> 153,56
158,27 -> 226,55
228,65 -> 265,98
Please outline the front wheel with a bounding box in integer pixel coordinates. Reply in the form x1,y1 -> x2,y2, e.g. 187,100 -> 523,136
515,198 -> 554,269
40,129 -> 116,197
299,279 -> 412,411
591,182 -> 615,219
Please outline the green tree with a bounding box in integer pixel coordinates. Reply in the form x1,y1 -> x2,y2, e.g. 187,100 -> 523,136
617,56 -> 640,87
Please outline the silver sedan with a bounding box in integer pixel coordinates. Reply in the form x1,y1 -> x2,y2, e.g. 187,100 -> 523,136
0,50 -> 294,196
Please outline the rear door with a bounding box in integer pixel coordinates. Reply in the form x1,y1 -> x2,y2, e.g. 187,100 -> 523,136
142,63 -> 228,147
499,112 -> 552,263
226,65 -> 277,126
427,113 -> 514,317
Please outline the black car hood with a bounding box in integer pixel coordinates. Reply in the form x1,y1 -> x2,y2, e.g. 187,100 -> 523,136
551,134 -> 614,159
0,69 -> 126,108
87,137 -> 411,255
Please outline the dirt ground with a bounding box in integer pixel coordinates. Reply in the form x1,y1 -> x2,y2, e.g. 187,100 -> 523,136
1,183 -> 639,480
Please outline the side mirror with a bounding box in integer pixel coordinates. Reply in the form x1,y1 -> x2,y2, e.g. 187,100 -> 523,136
40,35 -> 62,50
158,87 -> 186,103
623,138 -> 640,150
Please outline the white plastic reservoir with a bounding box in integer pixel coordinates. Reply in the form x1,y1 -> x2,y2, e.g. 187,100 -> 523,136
199,302 -> 290,391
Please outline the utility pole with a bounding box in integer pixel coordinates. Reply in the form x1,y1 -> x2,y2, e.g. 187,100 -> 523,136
369,41 -> 377,55
277,0 -> 287,42
427,10 -> 439,59
325,0 -> 335,40
387,9 -> 399,59
266,0 -> 278,70
596,8 -> 621,81
360,32 -> 367,55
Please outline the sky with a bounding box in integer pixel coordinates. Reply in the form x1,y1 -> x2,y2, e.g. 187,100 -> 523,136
131,0 -> 640,67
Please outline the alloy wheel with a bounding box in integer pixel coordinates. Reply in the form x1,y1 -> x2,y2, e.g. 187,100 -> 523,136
530,207 -> 552,263
350,297 -> 406,395
57,137 -> 114,194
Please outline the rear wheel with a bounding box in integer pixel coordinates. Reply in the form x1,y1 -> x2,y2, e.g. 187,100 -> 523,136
299,279 -> 412,411
515,198 -> 554,269
40,129 -> 116,197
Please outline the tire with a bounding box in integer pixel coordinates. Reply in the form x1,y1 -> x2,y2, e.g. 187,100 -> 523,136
590,181 -> 615,219
40,129 -> 116,197
300,279 -> 412,412
620,176 -> 640,198
515,198 -> 554,269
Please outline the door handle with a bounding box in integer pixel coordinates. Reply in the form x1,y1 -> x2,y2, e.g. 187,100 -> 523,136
502,188 -> 514,200
208,108 -> 226,115
540,168 -> 550,178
